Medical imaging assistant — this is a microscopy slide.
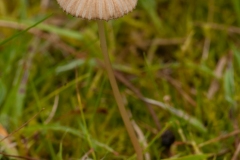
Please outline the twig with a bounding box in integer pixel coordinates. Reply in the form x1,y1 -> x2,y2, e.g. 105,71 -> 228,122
44,95 -> 59,124
208,149 -> 231,158
0,108 -> 44,143
199,130 -> 240,148
232,142 -> 240,160
0,152 -> 43,160
152,38 -> 185,46
207,56 -> 227,99
81,148 -> 94,160
194,22 -> 240,35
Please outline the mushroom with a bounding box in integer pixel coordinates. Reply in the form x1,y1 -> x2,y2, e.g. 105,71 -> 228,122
56,0 -> 138,20
56,0 -> 143,159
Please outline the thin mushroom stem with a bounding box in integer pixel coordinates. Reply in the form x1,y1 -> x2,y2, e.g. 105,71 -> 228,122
97,20 -> 143,160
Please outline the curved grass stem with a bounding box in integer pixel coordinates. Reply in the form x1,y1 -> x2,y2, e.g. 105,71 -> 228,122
75,71 -> 97,159
97,20 -> 143,160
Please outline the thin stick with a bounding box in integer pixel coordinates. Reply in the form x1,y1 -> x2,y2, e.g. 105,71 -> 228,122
0,152 -> 41,160
0,108 -> 44,143
232,142 -> 240,160
97,20 -> 143,160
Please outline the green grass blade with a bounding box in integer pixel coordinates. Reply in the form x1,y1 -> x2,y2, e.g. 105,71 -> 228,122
162,154 -> 208,160
143,97 -> 207,133
0,14 -> 52,46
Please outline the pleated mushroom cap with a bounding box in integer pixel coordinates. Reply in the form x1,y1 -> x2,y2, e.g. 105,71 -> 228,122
56,0 -> 138,20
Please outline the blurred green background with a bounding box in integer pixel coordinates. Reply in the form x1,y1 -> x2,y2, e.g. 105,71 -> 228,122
0,0 -> 240,159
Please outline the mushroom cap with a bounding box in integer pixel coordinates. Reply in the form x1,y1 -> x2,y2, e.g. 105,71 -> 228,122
56,0 -> 138,20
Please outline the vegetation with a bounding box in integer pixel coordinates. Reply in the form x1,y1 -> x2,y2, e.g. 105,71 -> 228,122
0,0 -> 240,159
